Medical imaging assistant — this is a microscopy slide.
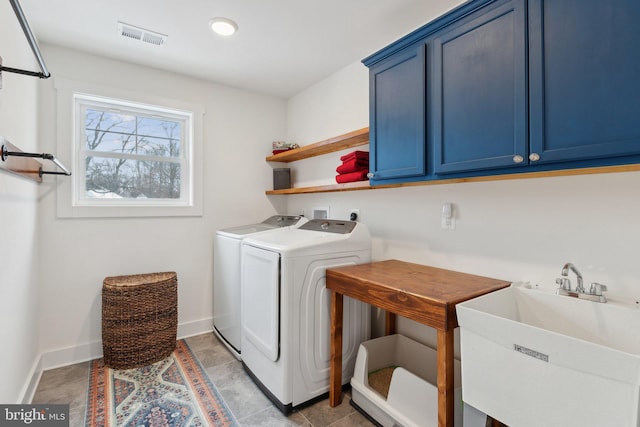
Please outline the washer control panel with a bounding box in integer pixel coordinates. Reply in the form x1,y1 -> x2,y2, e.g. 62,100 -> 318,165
299,219 -> 357,234
261,215 -> 303,227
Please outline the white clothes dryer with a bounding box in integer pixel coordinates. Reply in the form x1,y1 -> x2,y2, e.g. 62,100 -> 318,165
240,219 -> 371,413
213,215 -> 307,359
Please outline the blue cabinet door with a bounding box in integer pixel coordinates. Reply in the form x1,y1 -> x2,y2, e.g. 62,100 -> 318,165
529,0 -> 640,163
368,43 -> 427,183
433,0 -> 527,174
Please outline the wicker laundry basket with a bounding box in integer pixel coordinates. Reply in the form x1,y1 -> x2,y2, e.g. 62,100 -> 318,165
101,271 -> 178,369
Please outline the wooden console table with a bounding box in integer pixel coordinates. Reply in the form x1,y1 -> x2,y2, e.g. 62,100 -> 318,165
326,259 -> 510,427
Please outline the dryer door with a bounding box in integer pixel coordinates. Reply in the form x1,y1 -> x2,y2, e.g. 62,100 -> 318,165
241,245 -> 280,362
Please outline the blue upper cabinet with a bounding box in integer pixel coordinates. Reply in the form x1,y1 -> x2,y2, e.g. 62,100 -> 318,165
364,0 -> 640,186
433,0 -> 527,174
367,43 -> 427,183
528,0 -> 640,163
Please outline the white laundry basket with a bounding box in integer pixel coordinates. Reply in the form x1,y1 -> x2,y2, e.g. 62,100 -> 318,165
351,334 -> 462,427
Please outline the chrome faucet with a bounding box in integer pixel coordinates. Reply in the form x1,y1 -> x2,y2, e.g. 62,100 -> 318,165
561,262 -> 584,293
555,262 -> 607,303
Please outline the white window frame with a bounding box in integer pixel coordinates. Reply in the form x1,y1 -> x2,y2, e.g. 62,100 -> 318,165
55,78 -> 204,218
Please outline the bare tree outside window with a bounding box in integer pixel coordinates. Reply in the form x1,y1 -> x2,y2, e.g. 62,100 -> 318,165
83,107 -> 183,200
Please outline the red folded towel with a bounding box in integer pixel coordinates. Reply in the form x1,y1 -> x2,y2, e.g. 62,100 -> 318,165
272,148 -> 292,155
336,158 -> 369,174
340,150 -> 369,162
335,170 -> 369,183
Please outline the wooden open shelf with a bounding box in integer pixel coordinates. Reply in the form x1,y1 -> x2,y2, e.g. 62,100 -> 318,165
265,127 -> 370,194
266,180 -> 371,195
266,163 -> 640,195
266,127 -> 369,163
264,126 -> 640,196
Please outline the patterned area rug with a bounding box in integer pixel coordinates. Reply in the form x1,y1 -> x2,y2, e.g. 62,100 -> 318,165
85,340 -> 238,426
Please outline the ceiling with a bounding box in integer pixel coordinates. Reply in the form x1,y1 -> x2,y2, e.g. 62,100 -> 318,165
18,0 -> 462,98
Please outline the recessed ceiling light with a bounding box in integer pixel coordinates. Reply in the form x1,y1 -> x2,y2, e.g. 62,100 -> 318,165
209,17 -> 238,37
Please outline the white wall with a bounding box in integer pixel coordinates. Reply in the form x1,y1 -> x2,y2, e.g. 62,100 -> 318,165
6,0 -> 640,397
0,3 -> 41,403
285,60 -> 640,348
35,45 -> 287,367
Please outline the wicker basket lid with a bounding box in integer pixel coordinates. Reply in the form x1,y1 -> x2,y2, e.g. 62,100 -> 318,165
103,271 -> 177,288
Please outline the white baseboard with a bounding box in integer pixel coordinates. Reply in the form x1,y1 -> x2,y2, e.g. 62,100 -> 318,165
28,317 -> 214,399
40,317 -> 214,370
177,317 -> 214,339
20,355 -> 43,404
40,340 -> 104,371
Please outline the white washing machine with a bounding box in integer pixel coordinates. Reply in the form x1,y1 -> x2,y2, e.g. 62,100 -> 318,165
213,215 -> 307,359
240,219 -> 371,413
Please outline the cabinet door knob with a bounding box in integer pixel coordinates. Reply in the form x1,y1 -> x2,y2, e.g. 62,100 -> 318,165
513,155 -> 524,163
366,172 -> 374,179
529,153 -> 540,162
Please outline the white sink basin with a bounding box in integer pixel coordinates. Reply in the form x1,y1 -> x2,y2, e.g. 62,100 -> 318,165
456,283 -> 640,427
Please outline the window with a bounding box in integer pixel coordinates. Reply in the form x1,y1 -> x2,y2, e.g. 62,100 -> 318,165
55,78 -> 203,218
74,94 -> 192,207
54,78 -> 204,218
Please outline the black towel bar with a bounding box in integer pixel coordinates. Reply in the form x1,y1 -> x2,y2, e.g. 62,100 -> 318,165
1,142 -> 71,182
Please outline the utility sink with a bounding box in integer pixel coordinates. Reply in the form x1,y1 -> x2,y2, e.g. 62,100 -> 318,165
456,283 -> 640,427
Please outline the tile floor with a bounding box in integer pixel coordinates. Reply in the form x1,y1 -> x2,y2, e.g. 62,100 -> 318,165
32,332 -> 375,426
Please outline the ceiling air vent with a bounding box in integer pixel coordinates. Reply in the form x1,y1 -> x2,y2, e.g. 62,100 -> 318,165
118,22 -> 167,46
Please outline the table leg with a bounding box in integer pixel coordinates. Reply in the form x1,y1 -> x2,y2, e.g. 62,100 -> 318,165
487,416 -> 508,426
329,291 -> 344,407
437,329 -> 455,427
385,311 -> 397,335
